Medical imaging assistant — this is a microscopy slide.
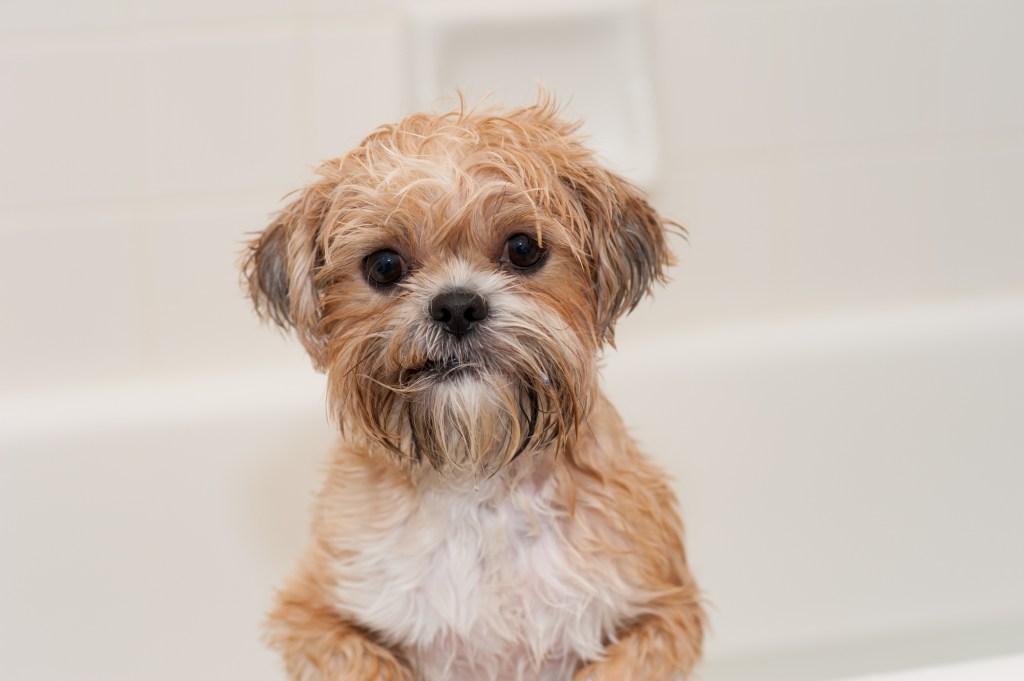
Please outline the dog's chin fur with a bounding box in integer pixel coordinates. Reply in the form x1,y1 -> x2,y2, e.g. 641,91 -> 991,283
242,96 -> 705,681
380,370 -> 562,475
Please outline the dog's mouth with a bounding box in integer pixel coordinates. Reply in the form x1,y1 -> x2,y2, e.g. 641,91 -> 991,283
403,355 -> 478,383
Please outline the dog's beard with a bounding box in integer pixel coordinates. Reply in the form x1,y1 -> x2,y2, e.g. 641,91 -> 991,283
402,370 -> 538,472
329,321 -> 589,473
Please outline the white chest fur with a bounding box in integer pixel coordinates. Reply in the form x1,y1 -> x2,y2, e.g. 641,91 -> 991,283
332,472 -> 632,681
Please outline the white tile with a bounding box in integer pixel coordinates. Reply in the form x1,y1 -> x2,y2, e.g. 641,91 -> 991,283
618,155 -> 800,339
305,18 -> 406,162
137,199 -> 311,374
622,144 -> 950,339
0,0 -> 130,33
139,31 -> 304,199
302,0 -> 400,18
787,0 -> 939,147
936,0 -> 1024,136
934,140 -> 1024,293
785,148 -> 943,307
652,1 -> 796,157
0,213 -> 145,388
134,0 -> 296,26
0,44 -> 144,209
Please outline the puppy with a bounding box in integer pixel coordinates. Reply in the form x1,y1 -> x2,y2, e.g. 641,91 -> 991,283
243,98 -> 705,681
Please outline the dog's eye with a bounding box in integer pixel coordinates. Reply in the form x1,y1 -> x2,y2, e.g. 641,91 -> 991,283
365,250 -> 405,287
504,233 -> 545,270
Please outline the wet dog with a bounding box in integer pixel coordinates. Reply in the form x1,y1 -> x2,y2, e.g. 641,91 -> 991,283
243,97 -> 704,681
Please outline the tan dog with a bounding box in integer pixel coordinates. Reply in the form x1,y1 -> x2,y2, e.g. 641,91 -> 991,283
243,97 -> 705,681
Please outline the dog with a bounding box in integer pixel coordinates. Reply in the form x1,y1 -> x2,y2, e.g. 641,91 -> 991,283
242,97 -> 705,681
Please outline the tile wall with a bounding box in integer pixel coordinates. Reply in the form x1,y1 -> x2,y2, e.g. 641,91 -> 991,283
2,0 -> 1022,389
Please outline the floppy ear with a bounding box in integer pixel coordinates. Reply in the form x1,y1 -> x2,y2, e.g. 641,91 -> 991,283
242,180 -> 331,366
561,165 -> 677,341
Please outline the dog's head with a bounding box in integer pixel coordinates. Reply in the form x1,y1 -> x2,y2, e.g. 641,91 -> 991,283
243,99 -> 674,473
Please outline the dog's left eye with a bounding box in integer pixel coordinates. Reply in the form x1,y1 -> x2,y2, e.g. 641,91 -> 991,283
503,233 -> 545,270
365,250 -> 405,287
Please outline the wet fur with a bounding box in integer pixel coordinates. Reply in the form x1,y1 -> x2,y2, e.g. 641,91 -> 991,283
243,97 -> 705,680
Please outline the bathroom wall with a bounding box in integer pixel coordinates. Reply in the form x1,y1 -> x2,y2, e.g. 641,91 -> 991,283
2,0 -> 1023,385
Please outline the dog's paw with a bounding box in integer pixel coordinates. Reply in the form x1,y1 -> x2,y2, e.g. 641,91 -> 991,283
275,626 -> 412,681
287,650 -> 412,681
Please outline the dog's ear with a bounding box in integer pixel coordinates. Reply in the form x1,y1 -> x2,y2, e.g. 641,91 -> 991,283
560,163 -> 677,342
242,179 -> 331,366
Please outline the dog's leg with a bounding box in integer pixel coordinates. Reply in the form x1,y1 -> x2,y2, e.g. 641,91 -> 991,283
573,591 -> 704,681
266,543 -> 411,681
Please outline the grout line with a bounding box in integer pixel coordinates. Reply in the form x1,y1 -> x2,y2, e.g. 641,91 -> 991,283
0,189 -> 305,233
3,126 -> 1021,230
605,292 -> 1024,374
664,129 -> 1024,173
0,364 -> 329,442
293,14 -> 315,163
0,11 -> 396,51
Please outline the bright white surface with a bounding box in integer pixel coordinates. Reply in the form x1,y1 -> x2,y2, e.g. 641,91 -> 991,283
837,654 -> 1024,681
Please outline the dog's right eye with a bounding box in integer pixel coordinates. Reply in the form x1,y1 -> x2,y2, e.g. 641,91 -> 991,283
503,233 -> 546,270
365,250 -> 405,287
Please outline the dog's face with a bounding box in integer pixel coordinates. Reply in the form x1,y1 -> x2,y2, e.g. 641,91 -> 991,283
244,102 -> 673,473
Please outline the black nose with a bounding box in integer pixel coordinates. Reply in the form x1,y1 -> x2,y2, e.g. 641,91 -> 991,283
429,290 -> 488,337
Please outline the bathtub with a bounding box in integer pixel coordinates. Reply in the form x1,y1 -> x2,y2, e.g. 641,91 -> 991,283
2,293 -> 1023,681
838,654 -> 1024,681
